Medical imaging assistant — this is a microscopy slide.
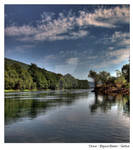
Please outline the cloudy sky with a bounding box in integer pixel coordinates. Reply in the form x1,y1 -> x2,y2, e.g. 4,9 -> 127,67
5,5 -> 130,80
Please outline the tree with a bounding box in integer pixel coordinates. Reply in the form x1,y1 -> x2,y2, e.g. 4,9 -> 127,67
58,77 -> 66,89
115,66 -> 129,89
88,70 -> 99,88
99,71 -> 110,85
28,63 -> 48,89
115,76 -> 127,89
77,80 -> 89,89
5,58 -> 91,90
5,69 -> 19,89
122,64 -> 130,82
106,76 -> 116,86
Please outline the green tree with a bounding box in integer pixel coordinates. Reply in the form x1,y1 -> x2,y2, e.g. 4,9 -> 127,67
122,64 -> 130,82
115,76 -> 127,89
5,58 -> 91,90
5,69 -> 19,89
98,71 -> 110,86
28,64 -> 48,89
88,70 -> 99,88
58,77 -> 66,89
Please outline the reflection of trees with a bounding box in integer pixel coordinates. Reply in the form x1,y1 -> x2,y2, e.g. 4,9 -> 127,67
122,95 -> 130,116
89,93 -> 129,115
89,93 -> 115,113
5,90 -> 89,125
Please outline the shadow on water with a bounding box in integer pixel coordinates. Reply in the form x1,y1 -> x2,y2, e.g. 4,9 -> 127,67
89,93 -> 130,116
5,90 -> 90,125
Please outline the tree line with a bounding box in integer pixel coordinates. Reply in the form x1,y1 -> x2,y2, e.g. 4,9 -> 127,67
88,64 -> 130,95
5,58 -> 89,90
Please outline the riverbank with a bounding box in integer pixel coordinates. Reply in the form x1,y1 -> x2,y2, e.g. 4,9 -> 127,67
5,89 -> 41,93
92,86 -> 129,96
5,88 -> 89,93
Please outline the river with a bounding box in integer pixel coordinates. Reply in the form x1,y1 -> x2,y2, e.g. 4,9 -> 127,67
5,89 -> 130,143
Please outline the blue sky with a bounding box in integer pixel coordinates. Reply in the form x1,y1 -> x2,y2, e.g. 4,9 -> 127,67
5,5 -> 130,80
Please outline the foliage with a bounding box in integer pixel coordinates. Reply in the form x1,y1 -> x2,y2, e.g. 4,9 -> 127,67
88,70 -> 99,88
122,64 -> 130,82
88,63 -> 130,92
114,76 -> 127,88
5,58 -> 89,90
5,62 -> 35,90
98,71 -> 110,84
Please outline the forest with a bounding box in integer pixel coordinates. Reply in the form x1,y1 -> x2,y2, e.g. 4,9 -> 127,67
5,58 -> 89,90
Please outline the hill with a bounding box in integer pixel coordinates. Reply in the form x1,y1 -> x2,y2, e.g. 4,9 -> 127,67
5,58 -> 90,90
5,58 -> 29,70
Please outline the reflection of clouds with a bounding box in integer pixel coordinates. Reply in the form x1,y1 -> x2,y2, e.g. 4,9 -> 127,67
97,95 -> 103,103
89,94 -> 129,116
110,106 -> 130,129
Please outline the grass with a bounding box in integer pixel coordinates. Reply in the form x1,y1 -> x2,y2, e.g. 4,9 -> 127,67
4,89 -> 51,93
4,89 -> 38,93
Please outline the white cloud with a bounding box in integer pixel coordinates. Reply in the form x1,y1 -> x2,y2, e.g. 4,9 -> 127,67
70,30 -> 88,39
93,48 -> 129,69
5,6 -> 129,42
111,32 -> 129,42
119,38 -> 130,46
109,48 -> 129,57
112,32 -> 130,48
104,31 -> 130,48
40,12 -> 55,23
76,6 -> 129,28
66,57 -> 79,65
5,25 -> 37,36
108,48 -> 129,64
33,30 -> 88,41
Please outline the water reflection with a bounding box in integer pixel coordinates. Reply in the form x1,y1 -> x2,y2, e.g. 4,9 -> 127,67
5,90 -> 130,143
89,93 -> 129,116
5,90 -> 90,125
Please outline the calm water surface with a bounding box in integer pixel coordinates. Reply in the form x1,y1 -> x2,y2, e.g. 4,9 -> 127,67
5,89 -> 130,143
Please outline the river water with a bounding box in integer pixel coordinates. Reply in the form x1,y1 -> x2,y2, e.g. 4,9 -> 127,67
5,89 -> 130,143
